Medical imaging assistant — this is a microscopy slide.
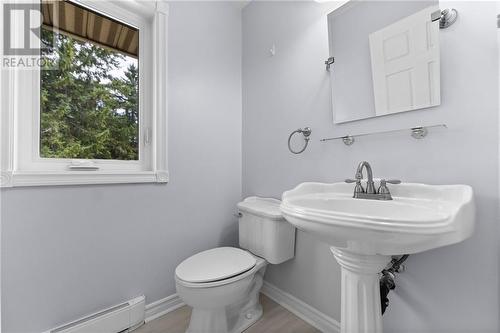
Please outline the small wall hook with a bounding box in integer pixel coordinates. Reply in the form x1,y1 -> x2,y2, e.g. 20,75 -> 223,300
325,57 -> 334,71
270,44 -> 276,56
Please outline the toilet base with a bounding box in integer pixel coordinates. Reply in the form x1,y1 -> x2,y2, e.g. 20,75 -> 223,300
184,263 -> 266,333
186,302 -> 263,333
232,302 -> 263,333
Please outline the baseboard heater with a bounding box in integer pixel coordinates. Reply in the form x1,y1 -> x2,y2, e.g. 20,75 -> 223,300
43,295 -> 145,333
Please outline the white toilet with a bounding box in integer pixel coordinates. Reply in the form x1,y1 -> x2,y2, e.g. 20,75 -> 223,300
175,197 -> 296,333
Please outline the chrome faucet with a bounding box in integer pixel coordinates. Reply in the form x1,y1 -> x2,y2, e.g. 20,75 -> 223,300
345,161 -> 401,200
356,161 -> 376,194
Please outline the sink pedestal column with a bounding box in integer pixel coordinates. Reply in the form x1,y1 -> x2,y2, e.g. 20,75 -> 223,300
331,248 -> 391,333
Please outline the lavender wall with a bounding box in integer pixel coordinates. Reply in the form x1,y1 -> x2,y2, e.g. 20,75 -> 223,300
0,2 -> 242,332
242,1 -> 499,332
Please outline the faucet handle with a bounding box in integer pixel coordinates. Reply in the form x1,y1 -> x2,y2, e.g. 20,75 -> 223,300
346,178 -> 365,195
384,179 -> 401,185
378,179 -> 401,195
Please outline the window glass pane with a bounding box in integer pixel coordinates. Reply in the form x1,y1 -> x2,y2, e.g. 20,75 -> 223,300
40,4 -> 139,161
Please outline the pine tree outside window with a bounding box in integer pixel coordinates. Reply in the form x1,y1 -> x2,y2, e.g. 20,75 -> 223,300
40,1 -> 140,161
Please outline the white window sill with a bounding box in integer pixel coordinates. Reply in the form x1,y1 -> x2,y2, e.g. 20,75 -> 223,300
0,170 -> 169,187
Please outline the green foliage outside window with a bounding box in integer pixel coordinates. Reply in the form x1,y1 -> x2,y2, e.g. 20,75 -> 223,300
40,28 -> 139,160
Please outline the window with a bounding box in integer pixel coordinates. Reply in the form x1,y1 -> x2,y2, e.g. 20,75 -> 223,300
0,0 -> 169,187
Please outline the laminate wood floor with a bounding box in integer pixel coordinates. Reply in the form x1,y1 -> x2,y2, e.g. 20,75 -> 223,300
135,294 -> 320,333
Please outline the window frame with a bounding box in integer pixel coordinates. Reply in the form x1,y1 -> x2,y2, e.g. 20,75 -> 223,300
0,0 -> 169,187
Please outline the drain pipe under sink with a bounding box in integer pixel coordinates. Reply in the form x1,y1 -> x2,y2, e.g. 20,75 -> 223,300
380,254 -> 409,315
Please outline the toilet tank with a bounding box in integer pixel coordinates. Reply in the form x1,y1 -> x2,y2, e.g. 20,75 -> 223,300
237,197 -> 295,264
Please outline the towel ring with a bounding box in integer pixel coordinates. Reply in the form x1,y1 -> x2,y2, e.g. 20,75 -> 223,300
288,127 -> 312,154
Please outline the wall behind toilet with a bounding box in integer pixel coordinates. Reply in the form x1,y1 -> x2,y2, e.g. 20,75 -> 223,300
0,2 -> 243,332
242,1 -> 499,332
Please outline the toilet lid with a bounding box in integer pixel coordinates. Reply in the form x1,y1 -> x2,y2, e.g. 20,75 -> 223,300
176,247 -> 257,283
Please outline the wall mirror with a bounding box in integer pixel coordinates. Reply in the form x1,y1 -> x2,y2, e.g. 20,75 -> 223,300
328,1 -> 441,124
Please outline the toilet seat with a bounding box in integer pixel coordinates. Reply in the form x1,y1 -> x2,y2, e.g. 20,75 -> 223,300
176,247 -> 257,284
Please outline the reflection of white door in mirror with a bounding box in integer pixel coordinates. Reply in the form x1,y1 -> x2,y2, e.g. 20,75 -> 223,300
369,6 -> 440,116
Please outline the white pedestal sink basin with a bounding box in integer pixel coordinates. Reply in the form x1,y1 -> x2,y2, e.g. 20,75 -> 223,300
280,181 -> 475,333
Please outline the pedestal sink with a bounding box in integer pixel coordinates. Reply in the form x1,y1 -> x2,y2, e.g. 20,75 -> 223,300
280,181 -> 475,333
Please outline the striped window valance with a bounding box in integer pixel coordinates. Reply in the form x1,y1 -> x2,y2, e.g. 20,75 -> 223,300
41,1 -> 139,58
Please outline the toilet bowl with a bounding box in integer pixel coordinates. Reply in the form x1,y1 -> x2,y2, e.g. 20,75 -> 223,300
176,247 -> 267,333
175,197 -> 296,333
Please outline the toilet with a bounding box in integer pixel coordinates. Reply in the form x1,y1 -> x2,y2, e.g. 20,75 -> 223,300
175,197 -> 296,333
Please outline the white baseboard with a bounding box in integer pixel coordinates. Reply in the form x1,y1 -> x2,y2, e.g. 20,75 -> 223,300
143,283 -> 339,332
145,294 -> 185,323
261,281 -> 340,333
